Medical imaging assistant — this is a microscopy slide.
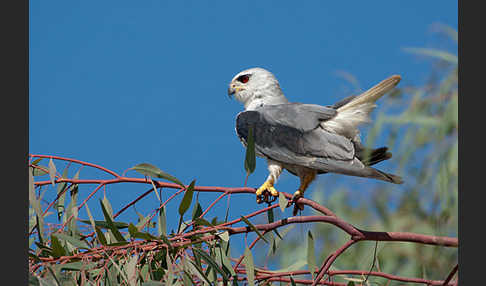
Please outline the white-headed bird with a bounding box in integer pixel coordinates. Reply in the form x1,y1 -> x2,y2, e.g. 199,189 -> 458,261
228,67 -> 403,214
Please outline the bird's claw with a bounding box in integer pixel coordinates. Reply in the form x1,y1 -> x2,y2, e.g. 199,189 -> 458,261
291,190 -> 304,215
256,180 -> 279,204
291,190 -> 303,202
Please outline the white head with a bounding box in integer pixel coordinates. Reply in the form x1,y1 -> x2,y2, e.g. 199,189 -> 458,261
228,67 -> 288,110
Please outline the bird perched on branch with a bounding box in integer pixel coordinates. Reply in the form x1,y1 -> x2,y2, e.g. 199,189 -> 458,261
228,67 -> 403,214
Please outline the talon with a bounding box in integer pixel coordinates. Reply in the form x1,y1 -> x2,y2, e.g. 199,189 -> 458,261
292,203 -> 304,216
292,190 -> 303,202
268,186 -> 278,197
292,190 -> 304,215
255,180 -> 278,203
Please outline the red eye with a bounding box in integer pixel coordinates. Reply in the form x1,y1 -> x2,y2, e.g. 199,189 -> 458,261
237,74 -> 250,83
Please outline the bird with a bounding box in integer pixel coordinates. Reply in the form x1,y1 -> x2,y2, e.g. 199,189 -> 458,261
228,67 -> 403,214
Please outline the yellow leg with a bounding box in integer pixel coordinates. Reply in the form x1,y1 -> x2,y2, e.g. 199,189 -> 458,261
292,172 -> 317,215
255,178 -> 278,203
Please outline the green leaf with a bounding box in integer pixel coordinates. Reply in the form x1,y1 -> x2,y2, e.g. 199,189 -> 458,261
243,246 -> 255,286
278,192 -> 288,212
191,201 -> 203,221
107,241 -> 130,247
79,219 -> 129,229
32,166 -> 49,176
46,266 -> 61,286
128,223 -> 138,238
130,163 -> 185,188
84,203 -> 98,235
182,271 -> 194,286
102,192 -> 113,218
48,158 -> 57,186
217,244 -> 236,276
95,226 -> 107,246
266,209 -> 282,239
186,259 -> 212,286
129,223 -> 158,240
159,234 -> 174,251
179,180 -> 196,216
31,158 -> 43,166
403,47 -> 458,64
240,216 -> 268,243
289,276 -> 297,286
142,282 -> 165,286
29,169 -> 44,243
267,259 -> 306,273
217,231 -> 230,242
193,248 -> 229,281
55,167 -> 70,220
244,126 -> 256,175
194,217 -> 214,227
100,199 -> 126,243
307,230 -> 316,279
268,225 -> 295,256
126,254 -> 138,286
50,234 -> 66,258
53,233 -> 90,250
158,206 -> 167,236
211,216 -> 219,226
135,213 -> 153,231
60,261 -> 97,271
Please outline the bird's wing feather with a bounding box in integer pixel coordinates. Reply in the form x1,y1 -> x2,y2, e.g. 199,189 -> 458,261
235,104 -> 354,163
256,103 -> 337,132
235,105 -> 403,184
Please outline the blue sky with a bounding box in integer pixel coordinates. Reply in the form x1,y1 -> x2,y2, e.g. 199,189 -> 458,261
30,1 -> 457,244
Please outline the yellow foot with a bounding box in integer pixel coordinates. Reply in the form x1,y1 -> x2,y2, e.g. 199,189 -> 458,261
255,180 -> 279,203
292,190 -> 304,215
292,190 -> 303,201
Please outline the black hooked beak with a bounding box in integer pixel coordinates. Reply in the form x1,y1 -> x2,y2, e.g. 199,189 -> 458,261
228,86 -> 236,97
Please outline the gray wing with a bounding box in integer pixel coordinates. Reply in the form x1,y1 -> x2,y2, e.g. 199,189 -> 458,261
235,103 -> 355,163
235,103 -> 403,184
255,103 -> 337,132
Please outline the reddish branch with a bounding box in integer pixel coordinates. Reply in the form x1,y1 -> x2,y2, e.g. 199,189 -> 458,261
28,155 -> 458,285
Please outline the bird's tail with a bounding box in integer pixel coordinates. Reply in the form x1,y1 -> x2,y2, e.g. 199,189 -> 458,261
321,75 -> 401,138
358,146 -> 393,166
336,75 -> 401,113
371,168 -> 404,184
308,157 -> 403,185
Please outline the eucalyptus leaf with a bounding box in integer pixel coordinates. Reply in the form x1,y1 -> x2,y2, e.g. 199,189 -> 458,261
55,166 -> 70,220
130,163 -> 185,188
186,260 -> 212,285
95,226 -> 107,246
178,180 -> 196,216
48,158 -> 57,186
243,246 -> 255,286
193,248 -> 229,281
142,282 -> 165,286
194,217 -> 214,227
278,192 -> 288,212
50,234 -> 66,258
99,199 -> 126,243
244,126 -> 256,175
79,219 -> 129,229
31,158 -> 43,166
53,233 -> 90,250
403,47 -> 458,64
191,201 -> 203,220
240,216 -> 268,243
158,205 -> 167,236
307,230 -> 316,279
